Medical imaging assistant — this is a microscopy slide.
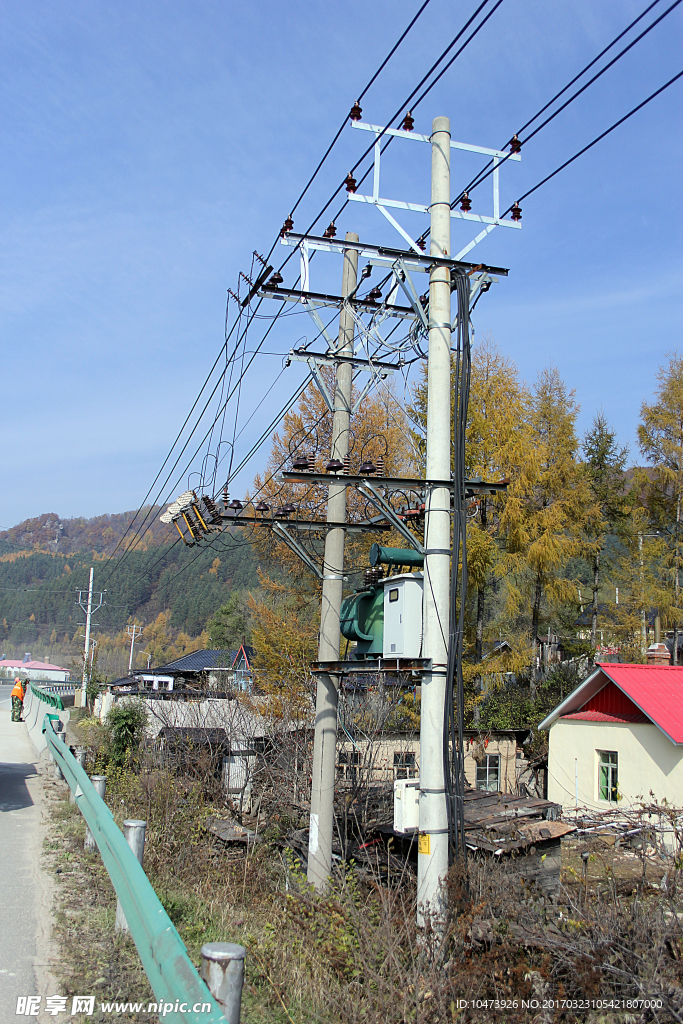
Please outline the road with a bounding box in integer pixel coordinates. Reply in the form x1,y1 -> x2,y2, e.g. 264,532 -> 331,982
0,680 -> 54,1020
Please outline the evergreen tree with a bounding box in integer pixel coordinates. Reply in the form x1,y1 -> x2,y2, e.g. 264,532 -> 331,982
582,412 -> 630,648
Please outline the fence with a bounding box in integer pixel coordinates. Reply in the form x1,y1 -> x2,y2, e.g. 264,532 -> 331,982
42,714 -> 229,1024
30,682 -> 64,711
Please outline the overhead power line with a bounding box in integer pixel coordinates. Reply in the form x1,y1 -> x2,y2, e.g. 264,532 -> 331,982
502,68 -> 683,215
455,0 -> 682,206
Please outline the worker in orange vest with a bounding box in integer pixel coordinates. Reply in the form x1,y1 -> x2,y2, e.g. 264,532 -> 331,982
11,677 -> 25,722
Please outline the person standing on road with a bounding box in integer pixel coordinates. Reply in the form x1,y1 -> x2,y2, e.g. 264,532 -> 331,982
11,677 -> 25,722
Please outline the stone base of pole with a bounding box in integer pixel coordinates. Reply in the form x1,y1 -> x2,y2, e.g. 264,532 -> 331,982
200,943 -> 246,1023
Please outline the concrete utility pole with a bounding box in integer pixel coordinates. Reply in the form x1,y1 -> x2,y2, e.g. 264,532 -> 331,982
307,232 -> 359,891
82,567 -> 94,693
418,116 -> 452,923
126,624 -> 143,674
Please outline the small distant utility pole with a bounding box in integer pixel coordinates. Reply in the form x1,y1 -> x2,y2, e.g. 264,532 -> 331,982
307,232 -> 359,891
76,567 -> 105,706
126,624 -> 143,674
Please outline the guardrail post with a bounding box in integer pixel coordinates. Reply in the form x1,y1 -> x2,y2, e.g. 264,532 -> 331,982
115,820 -> 147,934
53,729 -> 66,780
85,776 -> 107,850
200,943 -> 246,1023
70,750 -> 87,805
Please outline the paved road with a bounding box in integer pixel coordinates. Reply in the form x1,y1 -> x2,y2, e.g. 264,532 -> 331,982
0,680 -> 51,1020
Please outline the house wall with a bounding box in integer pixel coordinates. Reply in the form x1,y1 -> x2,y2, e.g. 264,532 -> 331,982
547,718 -> 683,811
337,732 -> 518,792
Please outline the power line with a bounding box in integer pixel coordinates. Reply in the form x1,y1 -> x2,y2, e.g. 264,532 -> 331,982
502,68 -> 683,215
453,0 -> 682,207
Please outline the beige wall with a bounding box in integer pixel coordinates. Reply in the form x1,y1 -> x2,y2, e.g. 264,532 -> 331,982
547,718 -> 683,811
338,732 -> 518,792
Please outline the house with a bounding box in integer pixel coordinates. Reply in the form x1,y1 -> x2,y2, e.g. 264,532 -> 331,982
0,654 -> 69,683
539,662 -> 683,814
337,729 -> 535,794
110,646 -> 255,695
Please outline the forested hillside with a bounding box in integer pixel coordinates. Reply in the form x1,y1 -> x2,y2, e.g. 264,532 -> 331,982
0,526 -> 258,675
0,507 -> 173,557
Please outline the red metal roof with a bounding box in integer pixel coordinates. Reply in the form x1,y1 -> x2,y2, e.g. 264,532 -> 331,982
0,658 -> 67,672
595,663 -> 683,743
562,710 -> 649,724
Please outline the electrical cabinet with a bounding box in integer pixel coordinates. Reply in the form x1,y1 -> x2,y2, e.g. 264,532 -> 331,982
393,778 -> 420,833
382,572 -> 423,658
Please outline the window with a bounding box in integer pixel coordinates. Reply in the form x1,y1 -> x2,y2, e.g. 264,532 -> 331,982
394,751 -> 416,779
475,754 -> 500,792
598,750 -> 618,802
338,749 -> 360,781
389,588 -> 399,603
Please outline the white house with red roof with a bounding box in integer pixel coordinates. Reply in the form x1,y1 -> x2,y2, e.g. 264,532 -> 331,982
538,663 -> 683,812
0,654 -> 69,683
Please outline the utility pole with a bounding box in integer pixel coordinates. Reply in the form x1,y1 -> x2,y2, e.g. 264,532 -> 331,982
307,232 -> 359,891
76,567 -> 105,707
126,624 -> 143,674
418,116 -> 452,924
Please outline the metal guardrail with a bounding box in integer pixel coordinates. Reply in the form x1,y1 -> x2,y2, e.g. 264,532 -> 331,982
31,682 -> 64,710
43,714 -> 229,1024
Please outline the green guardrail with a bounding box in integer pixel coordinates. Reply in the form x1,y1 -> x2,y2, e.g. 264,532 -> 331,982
43,714 -> 228,1024
31,682 -> 64,710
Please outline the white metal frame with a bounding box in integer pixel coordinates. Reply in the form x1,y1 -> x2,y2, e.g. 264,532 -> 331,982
348,121 -> 521,261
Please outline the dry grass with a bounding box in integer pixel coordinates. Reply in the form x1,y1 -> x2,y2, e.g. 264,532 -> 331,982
45,758 -> 683,1023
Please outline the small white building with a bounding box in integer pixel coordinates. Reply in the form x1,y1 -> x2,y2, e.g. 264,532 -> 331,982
0,655 -> 69,683
539,662 -> 683,811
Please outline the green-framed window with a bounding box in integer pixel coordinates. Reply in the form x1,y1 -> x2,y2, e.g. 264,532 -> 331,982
598,750 -> 618,802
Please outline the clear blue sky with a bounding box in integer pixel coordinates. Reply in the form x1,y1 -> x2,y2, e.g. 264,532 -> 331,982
1,0 -> 681,528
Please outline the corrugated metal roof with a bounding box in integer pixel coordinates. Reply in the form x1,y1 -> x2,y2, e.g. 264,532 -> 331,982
562,710 -> 649,724
539,663 -> 683,744
0,658 -> 68,672
597,663 -> 683,744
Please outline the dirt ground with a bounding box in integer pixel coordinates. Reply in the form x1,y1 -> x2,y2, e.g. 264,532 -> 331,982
41,776 -> 157,1024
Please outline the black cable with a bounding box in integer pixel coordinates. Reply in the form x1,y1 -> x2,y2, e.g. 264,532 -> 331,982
452,0 -> 682,209
444,270 -> 471,866
502,68 -> 683,216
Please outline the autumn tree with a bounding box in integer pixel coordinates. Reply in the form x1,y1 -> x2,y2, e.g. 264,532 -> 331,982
502,366 -> 588,647
637,353 -> 683,662
207,590 -> 250,649
582,412 -> 630,647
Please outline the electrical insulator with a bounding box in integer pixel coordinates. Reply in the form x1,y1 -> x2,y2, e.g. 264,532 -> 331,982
359,460 -> 377,475
344,172 -> 357,194
509,134 -> 522,154
228,499 -> 243,512
460,193 -> 472,212
342,454 -> 351,475
292,455 -> 310,471
349,100 -> 362,121
376,456 -> 385,476
401,111 -> 414,131
322,222 -> 337,239
280,216 -> 294,237
326,458 -> 344,473
222,486 -> 229,507
255,501 -> 270,513
307,452 -> 316,472
367,287 -> 382,303
267,271 -> 283,288
511,202 -> 522,222
419,293 -> 429,307
417,238 -> 426,251
361,264 -> 372,280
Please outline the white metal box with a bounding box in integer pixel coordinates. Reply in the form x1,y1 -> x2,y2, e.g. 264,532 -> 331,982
393,778 -> 420,833
383,572 -> 423,658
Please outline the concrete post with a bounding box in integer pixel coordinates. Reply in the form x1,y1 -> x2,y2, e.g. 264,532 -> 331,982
53,731 -> 66,781
115,819 -> 146,933
307,233 -> 358,891
81,567 -> 94,705
418,116 -> 452,925
85,775 -> 106,850
70,749 -> 87,805
200,943 -> 246,1023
